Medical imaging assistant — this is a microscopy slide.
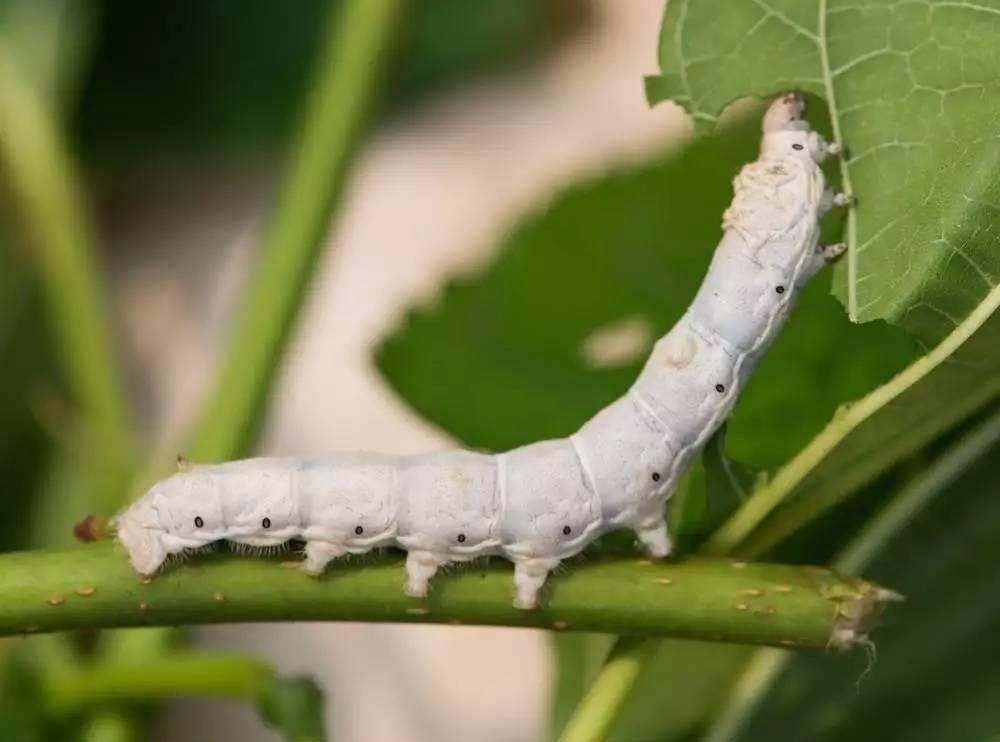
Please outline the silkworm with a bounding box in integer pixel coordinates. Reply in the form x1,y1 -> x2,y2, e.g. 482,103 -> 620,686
116,93 -> 849,610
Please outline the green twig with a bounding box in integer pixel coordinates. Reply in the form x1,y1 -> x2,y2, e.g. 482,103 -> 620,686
0,544 -> 896,648
46,653 -> 325,742
0,39 -> 135,509
45,653 -> 274,714
186,0 -> 407,463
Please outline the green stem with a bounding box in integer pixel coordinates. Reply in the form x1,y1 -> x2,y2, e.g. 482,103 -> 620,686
48,654 -> 325,742
0,544 -> 896,648
186,0 -> 407,463
0,39 -> 135,508
555,637 -> 657,742
45,653 -> 274,714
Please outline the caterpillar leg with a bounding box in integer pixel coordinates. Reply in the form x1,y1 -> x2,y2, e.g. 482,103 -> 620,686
301,541 -> 347,575
405,550 -> 447,598
798,241 -> 848,286
819,188 -> 854,215
821,242 -> 848,264
635,520 -> 672,558
512,557 -> 559,610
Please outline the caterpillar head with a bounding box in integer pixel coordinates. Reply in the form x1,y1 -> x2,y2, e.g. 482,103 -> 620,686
761,92 -> 833,163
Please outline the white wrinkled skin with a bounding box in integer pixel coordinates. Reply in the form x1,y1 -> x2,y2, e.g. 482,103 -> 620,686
116,93 -> 845,609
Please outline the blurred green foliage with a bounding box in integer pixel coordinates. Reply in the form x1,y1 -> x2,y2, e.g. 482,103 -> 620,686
0,0 -> 581,739
0,231 -> 51,551
75,0 -> 581,158
1,0 -> 997,740
259,676 -> 327,742
725,410 -> 1000,742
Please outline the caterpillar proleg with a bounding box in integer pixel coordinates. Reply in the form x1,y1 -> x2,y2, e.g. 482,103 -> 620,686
116,94 -> 849,609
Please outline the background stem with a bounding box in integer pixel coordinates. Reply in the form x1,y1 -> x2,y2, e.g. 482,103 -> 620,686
186,0 -> 408,464
45,653 -> 275,713
0,39 -> 135,510
555,636 -> 657,742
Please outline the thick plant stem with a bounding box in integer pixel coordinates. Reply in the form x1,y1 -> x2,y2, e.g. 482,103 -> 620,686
555,637 -> 657,742
0,543 -> 896,647
186,0 -> 407,463
0,40 -> 135,509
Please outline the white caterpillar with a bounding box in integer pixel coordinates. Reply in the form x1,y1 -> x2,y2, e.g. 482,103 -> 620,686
116,94 -> 850,609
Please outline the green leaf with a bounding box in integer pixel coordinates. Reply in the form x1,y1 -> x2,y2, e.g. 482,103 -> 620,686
710,406 -> 1000,742
646,0 -> 1000,338
643,0 -> 1000,557
681,425 -> 761,545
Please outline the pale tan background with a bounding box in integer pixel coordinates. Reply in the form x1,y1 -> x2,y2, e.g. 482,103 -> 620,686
110,3 -> 688,739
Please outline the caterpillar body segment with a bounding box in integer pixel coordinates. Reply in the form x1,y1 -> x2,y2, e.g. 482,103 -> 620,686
116,93 -> 849,609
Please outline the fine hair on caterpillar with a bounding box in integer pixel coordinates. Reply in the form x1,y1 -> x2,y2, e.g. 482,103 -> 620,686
115,92 -> 851,610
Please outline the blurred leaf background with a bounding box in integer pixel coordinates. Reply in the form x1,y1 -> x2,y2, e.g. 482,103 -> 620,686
0,0 -> 997,741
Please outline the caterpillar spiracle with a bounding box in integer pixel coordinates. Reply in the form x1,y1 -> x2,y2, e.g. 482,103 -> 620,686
116,93 -> 851,610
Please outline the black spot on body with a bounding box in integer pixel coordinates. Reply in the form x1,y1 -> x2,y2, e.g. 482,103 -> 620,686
262,517 -> 271,529
354,526 -> 364,535
776,285 -> 785,294
792,143 -> 804,151
652,472 -> 661,482
194,516 -> 204,528
457,534 -> 466,543
562,526 -> 572,536
715,384 -> 726,393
